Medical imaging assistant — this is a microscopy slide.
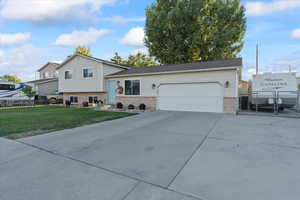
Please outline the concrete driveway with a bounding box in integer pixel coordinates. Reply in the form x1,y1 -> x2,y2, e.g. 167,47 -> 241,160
1,111 -> 300,200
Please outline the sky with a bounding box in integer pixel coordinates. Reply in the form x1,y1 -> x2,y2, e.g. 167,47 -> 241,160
0,0 -> 300,81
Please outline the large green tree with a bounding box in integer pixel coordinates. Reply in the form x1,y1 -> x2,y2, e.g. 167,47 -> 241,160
145,0 -> 246,64
111,52 -> 158,68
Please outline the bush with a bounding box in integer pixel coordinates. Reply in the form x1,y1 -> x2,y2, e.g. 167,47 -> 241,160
65,100 -> 71,107
128,104 -> 135,110
116,102 -> 123,109
82,101 -> 89,107
139,103 -> 146,111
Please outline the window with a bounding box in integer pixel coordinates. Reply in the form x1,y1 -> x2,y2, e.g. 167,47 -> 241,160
125,80 -> 140,95
65,71 -> 72,79
89,96 -> 98,103
83,68 -> 93,78
70,96 -> 78,103
0,84 -> 15,90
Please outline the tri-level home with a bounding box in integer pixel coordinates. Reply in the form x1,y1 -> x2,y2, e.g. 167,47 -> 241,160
27,62 -> 60,97
56,54 -> 129,105
57,53 -> 242,114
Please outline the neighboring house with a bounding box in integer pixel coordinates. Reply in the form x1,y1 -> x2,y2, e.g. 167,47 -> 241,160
27,62 -> 60,96
57,54 -> 129,105
239,80 -> 249,96
106,58 -> 242,114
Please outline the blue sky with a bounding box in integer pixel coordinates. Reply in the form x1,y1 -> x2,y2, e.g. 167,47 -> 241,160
0,0 -> 300,81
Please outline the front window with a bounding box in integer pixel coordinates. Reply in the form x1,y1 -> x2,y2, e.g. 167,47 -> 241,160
125,80 -> 140,95
65,71 -> 72,79
88,96 -> 98,104
70,96 -> 78,103
83,68 -> 93,78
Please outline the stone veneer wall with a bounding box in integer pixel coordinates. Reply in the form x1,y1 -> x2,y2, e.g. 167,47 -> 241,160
63,92 -> 107,105
116,96 -> 157,111
224,97 -> 239,114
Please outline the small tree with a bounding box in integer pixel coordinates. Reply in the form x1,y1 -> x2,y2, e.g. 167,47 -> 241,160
0,75 -> 21,83
22,86 -> 36,99
111,52 -> 158,68
75,46 -> 92,56
111,52 -> 127,66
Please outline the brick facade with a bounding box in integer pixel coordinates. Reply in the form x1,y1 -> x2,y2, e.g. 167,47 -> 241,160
116,96 -> 157,111
63,92 -> 107,105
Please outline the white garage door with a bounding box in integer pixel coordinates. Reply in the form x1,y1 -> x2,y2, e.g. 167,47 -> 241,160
158,83 -> 224,113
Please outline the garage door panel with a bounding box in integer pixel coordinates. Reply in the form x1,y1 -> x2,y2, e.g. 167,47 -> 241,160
158,83 -> 224,113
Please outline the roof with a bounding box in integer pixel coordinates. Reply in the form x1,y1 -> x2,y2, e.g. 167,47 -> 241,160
38,62 -> 60,72
56,53 -> 130,70
26,78 -> 58,84
106,58 -> 242,77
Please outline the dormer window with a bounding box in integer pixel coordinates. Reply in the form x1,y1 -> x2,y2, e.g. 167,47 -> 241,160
65,71 -> 72,79
83,68 -> 93,78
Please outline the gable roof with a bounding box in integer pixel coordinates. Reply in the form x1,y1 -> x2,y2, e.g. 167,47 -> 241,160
38,62 -> 60,72
56,53 -> 130,70
106,58 -> 242,77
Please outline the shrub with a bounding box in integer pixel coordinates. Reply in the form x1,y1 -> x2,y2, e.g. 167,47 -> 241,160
139,103 -> 146,111
128,104 -> 135,110
82,101 -> 89,107
116,102 -> 123,109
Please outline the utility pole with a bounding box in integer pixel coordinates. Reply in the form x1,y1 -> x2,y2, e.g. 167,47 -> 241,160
256,44 -> 259,75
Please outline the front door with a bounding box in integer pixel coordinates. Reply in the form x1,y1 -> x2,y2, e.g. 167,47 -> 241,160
107,80 -> 117,104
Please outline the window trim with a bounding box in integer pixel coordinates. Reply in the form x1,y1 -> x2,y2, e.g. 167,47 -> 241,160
65,70 -> 73,80
124,79 -> 141,96
83,67 -> 94,78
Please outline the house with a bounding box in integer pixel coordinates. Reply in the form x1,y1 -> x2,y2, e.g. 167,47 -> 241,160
56,54 -> 241,113
106,58 -> 242,114
27,62 -> 60,97
56,54 -> 129,105
239,80 -> 249,96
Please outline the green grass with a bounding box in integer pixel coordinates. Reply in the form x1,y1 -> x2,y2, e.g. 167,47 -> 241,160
0,105 -> 46,110
0,106 -> 136,139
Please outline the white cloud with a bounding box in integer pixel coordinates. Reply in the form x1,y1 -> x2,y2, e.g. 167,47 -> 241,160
0,0 -> 117,22
291,29 -> 300,39
103,16 -> 145,24
246,0 -> 300,16
0,32 -> 31,47
52,28 -> 110,48
120,27 -> 145,47
0,45 -> 49,81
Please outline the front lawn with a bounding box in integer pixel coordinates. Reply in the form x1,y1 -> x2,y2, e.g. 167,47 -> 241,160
0,106 -> 136,139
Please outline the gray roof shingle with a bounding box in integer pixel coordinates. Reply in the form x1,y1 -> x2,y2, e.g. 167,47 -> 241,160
106,58 -> 242,77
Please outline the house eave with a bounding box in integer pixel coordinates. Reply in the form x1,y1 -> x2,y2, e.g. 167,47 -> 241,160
105,66 -> 241,78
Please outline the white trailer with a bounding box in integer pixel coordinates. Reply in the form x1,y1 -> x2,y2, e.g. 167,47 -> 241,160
249,73 -> 298,109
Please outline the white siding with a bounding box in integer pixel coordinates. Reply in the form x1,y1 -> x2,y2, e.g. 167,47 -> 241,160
108,70 -> 239,98
58,56 -> 124,93
39,63 -> 58,79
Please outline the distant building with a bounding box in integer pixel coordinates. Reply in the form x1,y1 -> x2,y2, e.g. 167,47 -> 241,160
27,62 -> 60,96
